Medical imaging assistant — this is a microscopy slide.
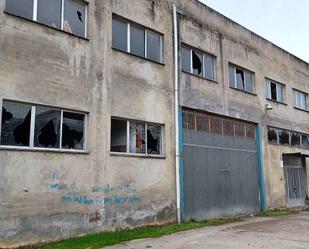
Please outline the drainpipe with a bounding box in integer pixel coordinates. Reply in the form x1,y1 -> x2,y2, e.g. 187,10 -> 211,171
172,4 -> 181,223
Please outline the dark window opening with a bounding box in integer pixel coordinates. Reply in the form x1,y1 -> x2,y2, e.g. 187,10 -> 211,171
192,50 -> 202,76
291,133 -> 301,147
111,119 -> 127,153
236,68 -> 245,90
147,124 -> 161,155
279,130 -> 290,145
302,135 -> 309,149
6,0 -> 34,20
61,112 -> 84,150
270,82 -> 277,101
268,128 -> 278,144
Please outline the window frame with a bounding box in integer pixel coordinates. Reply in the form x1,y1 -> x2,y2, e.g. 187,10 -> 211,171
265,78 -> 286,103
181,44 -> 216,81
110,117 -> 164,158
0,100 -> 88,153
293,88 -> 308,111
112,15 -> 164,64
5,0 -> 88,38
229,64 -> 255,94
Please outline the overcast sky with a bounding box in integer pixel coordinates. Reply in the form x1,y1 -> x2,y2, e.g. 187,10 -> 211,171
199,0 -> 309,62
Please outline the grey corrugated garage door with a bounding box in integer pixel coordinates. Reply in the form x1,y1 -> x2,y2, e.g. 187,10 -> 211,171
182,108 -> 260,220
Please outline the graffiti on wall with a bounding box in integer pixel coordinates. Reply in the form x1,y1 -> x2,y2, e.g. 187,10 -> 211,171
48,170 -> 141,206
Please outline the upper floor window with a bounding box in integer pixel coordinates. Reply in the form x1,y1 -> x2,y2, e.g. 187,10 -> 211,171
5,0 -> 88,38
181,45 -> 215,81
1,100 -> 87,151
293,89 -> 308,111
229,64 -> 255,93
112,16 -> 164,64
111,118 -> 163,156
265,79 -> 285,103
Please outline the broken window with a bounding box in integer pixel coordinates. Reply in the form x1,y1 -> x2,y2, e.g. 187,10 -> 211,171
147,30 -> 162,63
112,17 -> 164,63
0,101 -> 86,151
192,51 -> 203,76
61,112 -> 84,150
6,0 -> 34,20
229,65 -> 255,93
110,118 -> 163,156
110,119 -> 127,152
302,135 -> 309,149
291,133 -> 301,147
265,79 -> 285,102
278,130 -> 290,146
130,122 -> 145,154
6,0 -> 87,37
1,101 -> 32,146
112,18 -> 128,52
181,45 -> 215,81
34,107 -> 61,148
293,89 -> 308,110
130,25 -> 145,57
267,127 -> 278,144
64,0 -> 86,37
37,0 -> 62,29
147,124 -> 161,155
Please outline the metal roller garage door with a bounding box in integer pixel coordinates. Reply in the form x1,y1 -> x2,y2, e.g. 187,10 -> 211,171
182,108 -> 260,220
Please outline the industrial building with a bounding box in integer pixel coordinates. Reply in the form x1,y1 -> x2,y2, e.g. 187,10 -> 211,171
0,0 -> 308,247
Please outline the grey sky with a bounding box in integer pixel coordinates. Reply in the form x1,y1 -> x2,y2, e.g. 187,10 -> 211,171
199,0 -> 309,62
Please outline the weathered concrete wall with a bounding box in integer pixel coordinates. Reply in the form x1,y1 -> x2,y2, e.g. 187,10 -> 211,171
0,0 -> 175,247
175,0 -> 309,209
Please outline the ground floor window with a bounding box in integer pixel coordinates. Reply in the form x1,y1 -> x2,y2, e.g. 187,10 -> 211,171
0,100 -> 87,151
111,118 -> 163,156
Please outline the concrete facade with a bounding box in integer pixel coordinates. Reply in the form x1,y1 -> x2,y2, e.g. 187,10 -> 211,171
0,0 -> 309,247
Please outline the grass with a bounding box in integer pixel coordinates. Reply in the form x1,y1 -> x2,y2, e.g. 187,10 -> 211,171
28,217 -> 241,249
256,209 -> 299,217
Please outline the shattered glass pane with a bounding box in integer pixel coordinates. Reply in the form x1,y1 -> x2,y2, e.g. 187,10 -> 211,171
267,127 -> 278,144
130,25 -> 145,57
291,133 -> 301,147
204,54 -> 214,80
182,47 -> 191,73
147,124 -> 161,155
62,112 -> 84,150
37,0 -> 62,28
6,0 -> 33,20
1,101 -> 32,146
129,122 -> 145,154
64,0 -> 86,37
111,119 -> 127,153
278,130 -> 290,146
147,31 -> 162,63
34,107 -> 61,148
192,50 -> 203,76
236,68 -> 245,90
112,18 -> 127,51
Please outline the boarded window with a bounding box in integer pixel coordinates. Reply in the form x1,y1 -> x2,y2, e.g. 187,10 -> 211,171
61,112 -> 84,150
129,122 -> 146,154
6,0 -> 33,19
130,25 -> 145,57
34,107 -> 61,148
112,18 -> 127,51
37,0 -> 62,28
147,30 -> 162,63
64,0 -> 86,37
267,127 -> 278,144
147,124 -> 161,155
1,101 -> 32,146
110,119 -> 127,152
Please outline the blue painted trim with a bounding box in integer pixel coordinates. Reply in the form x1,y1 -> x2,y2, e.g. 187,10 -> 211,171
256,124 -> 267,211
179,108 -> 185,219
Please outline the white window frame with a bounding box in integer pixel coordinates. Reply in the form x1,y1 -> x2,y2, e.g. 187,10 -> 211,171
9,0 -> 88,38
111,118 -> 164,157
265,79 -> 285,103
293,89 -> 308,110
229,65 -> 255,93
0,101 -> 88,153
